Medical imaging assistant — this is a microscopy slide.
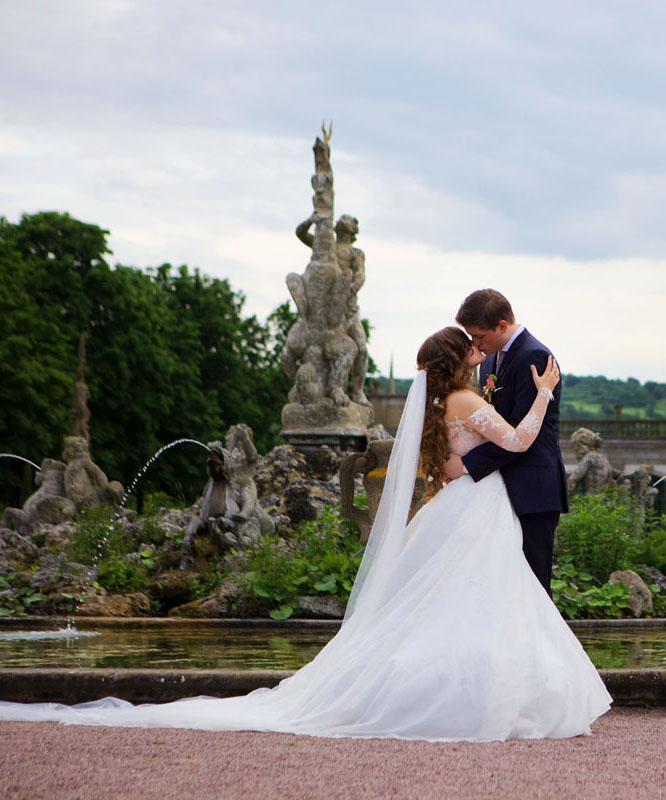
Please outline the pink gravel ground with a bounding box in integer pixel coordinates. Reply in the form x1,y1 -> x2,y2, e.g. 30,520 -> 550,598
1,707 -> 664,800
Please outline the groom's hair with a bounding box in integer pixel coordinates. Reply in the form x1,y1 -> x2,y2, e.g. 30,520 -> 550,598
456,289 -> 515,329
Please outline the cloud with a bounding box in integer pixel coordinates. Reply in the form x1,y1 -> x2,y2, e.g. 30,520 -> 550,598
356,241 -> 665,382
1,0 -> 665,384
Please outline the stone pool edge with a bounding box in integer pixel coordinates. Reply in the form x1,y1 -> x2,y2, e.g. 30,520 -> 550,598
0,667 -> 663,707
3,615 -> 666,630
2,617 -> 665,707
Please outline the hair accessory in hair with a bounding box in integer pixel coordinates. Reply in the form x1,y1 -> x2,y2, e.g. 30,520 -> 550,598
433,396 -> 440,406
427,475 -> 434,482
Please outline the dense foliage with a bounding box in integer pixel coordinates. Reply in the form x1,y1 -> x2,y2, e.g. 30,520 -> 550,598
234,505 -> 363,619
0,212 -> 294,507
554,488 -> 666,582
553,488 -> 666,618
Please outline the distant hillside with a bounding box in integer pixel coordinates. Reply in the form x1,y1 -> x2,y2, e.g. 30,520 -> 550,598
559,375 -> 666,419
367,374 -> 666,419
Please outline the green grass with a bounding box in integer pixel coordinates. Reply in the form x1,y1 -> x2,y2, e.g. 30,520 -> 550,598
565,402 -> 663,419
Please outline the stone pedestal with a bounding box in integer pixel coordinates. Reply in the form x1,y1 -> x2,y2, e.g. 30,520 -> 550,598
281,429 -> 368,458
281,396 -> 373,460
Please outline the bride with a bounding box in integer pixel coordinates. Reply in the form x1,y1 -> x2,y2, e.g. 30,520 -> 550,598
0,327 -> 611,741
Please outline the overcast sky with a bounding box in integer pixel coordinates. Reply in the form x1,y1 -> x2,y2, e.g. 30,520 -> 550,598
2,0 -> 665,381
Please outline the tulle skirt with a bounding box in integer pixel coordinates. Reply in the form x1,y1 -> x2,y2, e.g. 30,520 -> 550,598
0,472 -> 611,741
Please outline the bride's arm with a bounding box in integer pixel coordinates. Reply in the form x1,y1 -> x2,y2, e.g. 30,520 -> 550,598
451,356 -> 560,453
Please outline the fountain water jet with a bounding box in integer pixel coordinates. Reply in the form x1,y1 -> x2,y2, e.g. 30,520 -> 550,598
118,438 -> 212,511
84,439 -> 214,582
0,454 -> 41,471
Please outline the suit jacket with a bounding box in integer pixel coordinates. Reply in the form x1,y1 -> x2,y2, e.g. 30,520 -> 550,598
461,328 -> 569,516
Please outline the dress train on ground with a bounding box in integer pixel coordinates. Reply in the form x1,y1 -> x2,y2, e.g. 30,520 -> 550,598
0,471 -> 611,741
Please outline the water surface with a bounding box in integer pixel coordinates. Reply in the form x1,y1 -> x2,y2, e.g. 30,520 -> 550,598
1,623 -> 664,670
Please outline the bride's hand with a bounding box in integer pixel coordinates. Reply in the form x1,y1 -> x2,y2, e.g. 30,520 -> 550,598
531,355 -> 560,392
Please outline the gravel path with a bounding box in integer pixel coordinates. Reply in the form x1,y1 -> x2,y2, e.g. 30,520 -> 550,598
1,708 -> 664,799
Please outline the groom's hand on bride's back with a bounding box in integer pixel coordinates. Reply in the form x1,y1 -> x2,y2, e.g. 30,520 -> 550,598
443,454 -> 465,482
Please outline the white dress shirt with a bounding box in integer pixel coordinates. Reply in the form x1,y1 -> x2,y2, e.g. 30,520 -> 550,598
496,324 -> 525,373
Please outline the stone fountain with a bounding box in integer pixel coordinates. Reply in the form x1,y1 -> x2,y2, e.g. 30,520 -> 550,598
280,125 -> 373,457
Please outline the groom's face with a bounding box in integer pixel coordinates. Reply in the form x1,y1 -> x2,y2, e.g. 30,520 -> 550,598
464,323 -> 507,355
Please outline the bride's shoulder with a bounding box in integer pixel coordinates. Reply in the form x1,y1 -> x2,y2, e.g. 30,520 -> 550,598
446,389 -> 485,417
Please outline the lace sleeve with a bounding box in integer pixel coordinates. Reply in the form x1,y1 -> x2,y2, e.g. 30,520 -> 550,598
465,388 -> 551,453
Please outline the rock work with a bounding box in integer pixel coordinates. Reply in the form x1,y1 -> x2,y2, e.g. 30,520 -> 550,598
257,443 -> 341,531
609,569 -> 653,617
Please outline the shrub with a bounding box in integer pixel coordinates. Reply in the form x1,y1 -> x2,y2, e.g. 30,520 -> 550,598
636,509 -> 666,574
67,507 -> 133,565
136,518 -> 167,546
68,507 -> 153,594
237,504 -> 362,619
648,590 -> 666,618
554,489 -> 644,582
97,556 -> 148,594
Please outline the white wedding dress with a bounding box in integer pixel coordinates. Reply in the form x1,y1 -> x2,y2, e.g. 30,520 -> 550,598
0,374 -> 611,741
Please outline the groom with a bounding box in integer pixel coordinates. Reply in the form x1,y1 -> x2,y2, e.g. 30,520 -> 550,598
443,289 -> 568,596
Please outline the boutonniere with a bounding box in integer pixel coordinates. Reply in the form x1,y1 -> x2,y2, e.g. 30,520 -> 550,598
482,373 -> 497,403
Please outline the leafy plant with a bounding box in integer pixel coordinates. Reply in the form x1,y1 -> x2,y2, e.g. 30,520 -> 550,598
237,504 -> 362,619
165,527 -> 187,547
353,491 -> 369,512
67,507 -> 133,565
138,549 -> 155,568
190,571 -> 224,600
97,555 -> 148,594
67,507 -> 154,594
141,491 -> 177,515
135,518 -> 168,546
647,590 -> 666,618
0,584 -> 47,616
636,510 -> 666,574
551,555 -> 632,619
554,489 -> 644,582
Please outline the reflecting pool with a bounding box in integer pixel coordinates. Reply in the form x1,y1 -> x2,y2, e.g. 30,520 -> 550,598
1,621 -> 665,671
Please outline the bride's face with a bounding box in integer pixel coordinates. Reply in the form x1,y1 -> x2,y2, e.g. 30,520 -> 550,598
466,344 -> 484,368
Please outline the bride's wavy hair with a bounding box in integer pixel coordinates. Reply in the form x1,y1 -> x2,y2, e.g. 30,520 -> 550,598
416,326 -> 473,499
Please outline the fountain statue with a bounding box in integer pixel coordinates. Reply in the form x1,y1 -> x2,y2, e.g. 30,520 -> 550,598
62,436 -> 124,512
619,464 -> 659,516
567,428 -> 659,516
280,125 -> 373,453
181,425 -> 275,568
2,329 -> 124,532
1,458 -> 75,535
339,435 -> 425,545
567,428 -> 617,495
70,333 -> 91,443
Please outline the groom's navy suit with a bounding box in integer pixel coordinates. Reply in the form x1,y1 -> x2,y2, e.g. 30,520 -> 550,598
462,329 -> 569,595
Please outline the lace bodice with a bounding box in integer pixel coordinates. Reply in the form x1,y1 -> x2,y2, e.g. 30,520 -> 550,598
446,416 -> 488,457
446,389 -> 551,457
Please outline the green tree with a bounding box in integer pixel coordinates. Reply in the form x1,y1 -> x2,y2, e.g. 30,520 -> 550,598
0,220 -> 79,505
0,210 -> 379,510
